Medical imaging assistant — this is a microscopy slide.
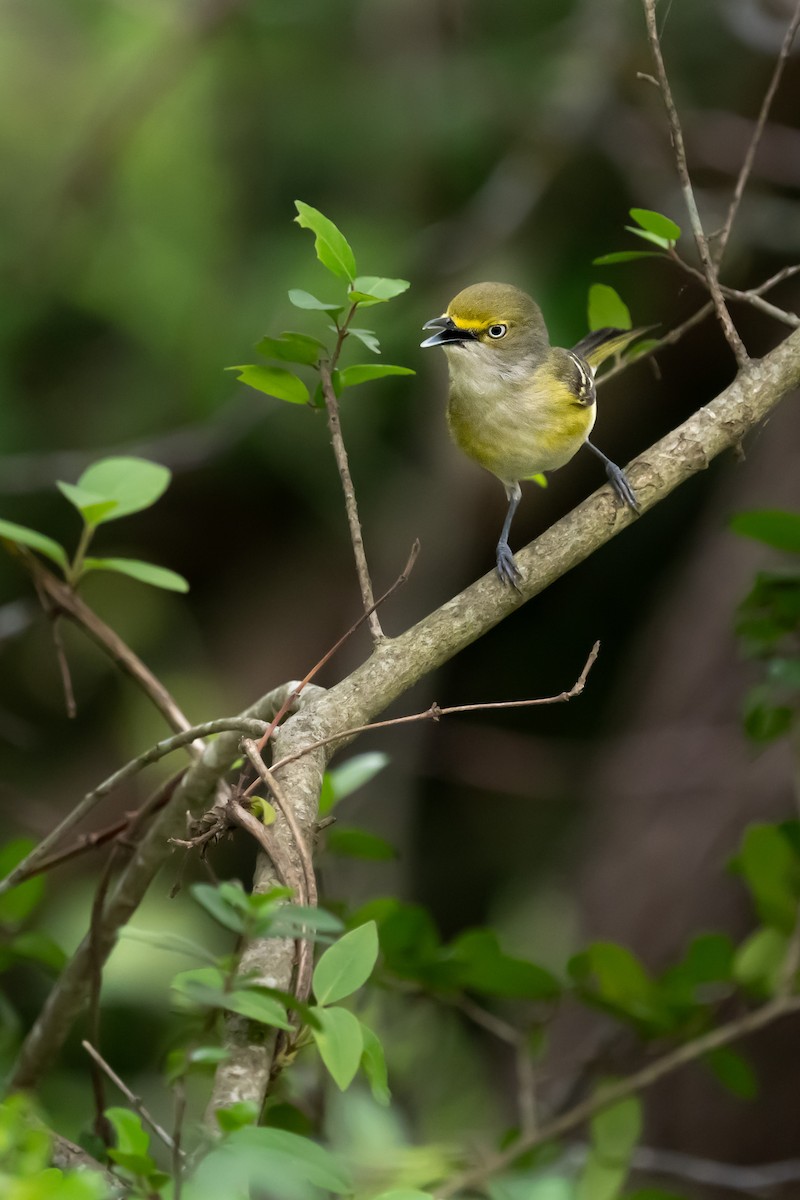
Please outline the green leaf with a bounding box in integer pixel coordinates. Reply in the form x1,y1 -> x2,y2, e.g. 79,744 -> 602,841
325,752 -> 390,811
191,1125 -> 351,1197
626,1191 -> 686,1200
121,926 -> 219,964
348,327 -> 381,354
570,942 -> 670,1030
733,926 -> 789,994
592,251 -> 665,264
629,207 -> 681,242
313,921 -> 379,1005
349,276 -> 410,305
9,930 -> 66,971
577,1153 -> 628,1200
590,1095 -> 642,1161
0,518 -> 68,569
704,1046 -> 758,1099
263,904 -> 345,941
216,1100 -> 260,1132
625,226 -> 673,250
735,823 -> 800,932
289,288 -> 344,312
230,363 -> 309,405
107,1148 -> 158,1176
171,967 -> 228,1008
378,902 -> 441,979
326,827 -> 397,860
222,989 -> 293,1029
81,557 -> 189,592
0,839 -> 45,924
191,883 -> 247,932
105,1107 -> 149,1156
310,1004 -> 364,1089
373,1193 -> 436,1200
338,364 -> 415,388
360,1021 -> 391,1105
742,685 -> 793,742
731,509 -> 800,555
75,457 -> 171,523
445,929 -> 561,1000
294,201 -> 357,282
588,284 -> 631,332
56,482 -> 120,526
256,332 -> 327,365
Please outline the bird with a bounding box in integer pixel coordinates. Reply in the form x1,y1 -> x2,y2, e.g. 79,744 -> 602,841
421,281 -> 643,587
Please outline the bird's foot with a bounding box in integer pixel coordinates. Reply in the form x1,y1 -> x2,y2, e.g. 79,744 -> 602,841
606,462 -> 640,514
496,540 -> 522,589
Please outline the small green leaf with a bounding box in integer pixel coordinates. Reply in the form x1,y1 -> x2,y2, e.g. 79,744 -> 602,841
190,883 -> 247,932
105,1107 -> 149,1156
9,930 -> 66,971
326,827 -> 397,860
704,1046 -> 758,1099
288,289 -> 343,312
171,967 -> 228,1008
577,1153 -> 628,1200
76,458 -> 171,523
731,509 -> 800,554
0,839 -> 45,924
733,926 -> 789,994
742,685 -> 793,742
446,929 -> 561,1000
250,797 -> 277,825
736,823 -> 800,931
310,1004 -> 364,1089
325,752 -> 390,811
338,364 -> 415,388
222,989 -> 293,1029
230,364 -> 309,405
360,1021 -> 391,1105
216,1100 -> 260,1132
592,251 -> 665,265
256,332 -> 327,365
349,276 -> 410,305
590,1094 -> 642,1161
56,482 -> 119,526
121,926 -> 219,964
81,557 -> 189,592
0,518 -> 68,569
348,327 -> 381,354
588,284 -> 631,332
629,207 -> 681,241
625,227 -> 673,250
313,920 -> 379,1005
294,201 -> 357,282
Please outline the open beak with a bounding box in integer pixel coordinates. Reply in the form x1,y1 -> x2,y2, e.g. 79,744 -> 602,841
420,315 -> 477,349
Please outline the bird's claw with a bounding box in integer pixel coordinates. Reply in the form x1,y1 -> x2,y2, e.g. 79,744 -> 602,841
606,463 -> 640,514
496,540 -> 522,590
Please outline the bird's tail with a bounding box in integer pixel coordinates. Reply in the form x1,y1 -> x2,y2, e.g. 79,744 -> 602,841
571,326 -> 653,372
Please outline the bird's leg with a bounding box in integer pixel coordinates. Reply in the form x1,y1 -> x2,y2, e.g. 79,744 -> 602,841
496,483 -> 522,587
585,440 -> 639,513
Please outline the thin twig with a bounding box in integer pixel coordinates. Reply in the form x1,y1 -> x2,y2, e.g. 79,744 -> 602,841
271,642 -> 600,774
715,0 -> 800,265
753,263 -> 800,295
668,250 -> 800,328
0,717 -> 269,897
225,797 -> 300,894
319,301 -> 383,642
251,539 -> 419,760
82,1039 -> 183,1156
23,554 -> 203,749
436,993 -> 800,1197
642,0 -> 749,367
599,303 -> 714,385
241,739 -> 317,1004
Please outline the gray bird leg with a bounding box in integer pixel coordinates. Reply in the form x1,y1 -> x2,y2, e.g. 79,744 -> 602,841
496,482 -> 523,587
585,440 -> 639,513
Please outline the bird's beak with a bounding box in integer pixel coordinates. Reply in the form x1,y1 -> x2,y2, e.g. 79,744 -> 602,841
420,315 -> 477,349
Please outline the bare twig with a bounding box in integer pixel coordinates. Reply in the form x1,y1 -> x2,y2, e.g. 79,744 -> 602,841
754,263 -> 800,295
319,303 -> 383,642
226,797 -> 299,893
82,1039 -> 183,1157
271,642 -> 600,773
715,0 -> 800,264
0,717 -> 269,898
250,539 -> 419,761
668,250 -> 800,327
642,0 -> 748,366
436,993 -> 800,1197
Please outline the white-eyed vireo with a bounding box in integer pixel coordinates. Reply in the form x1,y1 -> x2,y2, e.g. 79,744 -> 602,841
421,282 -> 642,586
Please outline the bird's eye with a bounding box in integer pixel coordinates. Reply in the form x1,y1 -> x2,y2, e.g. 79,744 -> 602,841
487,323 -> 507,339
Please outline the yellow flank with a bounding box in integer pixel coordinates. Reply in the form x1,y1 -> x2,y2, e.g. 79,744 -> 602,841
445,353 -> 595,486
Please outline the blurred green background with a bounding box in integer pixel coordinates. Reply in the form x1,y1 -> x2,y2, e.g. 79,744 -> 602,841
2,0 -> 800,1183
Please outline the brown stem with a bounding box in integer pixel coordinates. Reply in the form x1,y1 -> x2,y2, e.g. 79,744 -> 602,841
642,0 -> 748,367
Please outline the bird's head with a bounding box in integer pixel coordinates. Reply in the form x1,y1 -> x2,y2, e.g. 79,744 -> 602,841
420,282 -> 549,364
